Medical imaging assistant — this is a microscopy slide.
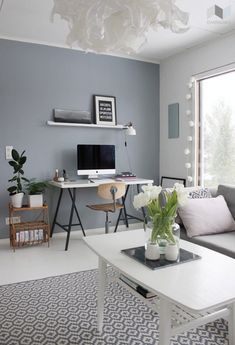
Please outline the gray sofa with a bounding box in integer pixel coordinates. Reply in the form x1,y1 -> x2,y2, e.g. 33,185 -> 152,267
180,184 -> 235,259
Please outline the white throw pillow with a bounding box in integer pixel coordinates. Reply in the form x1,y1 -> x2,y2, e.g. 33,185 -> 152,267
178,195 -> 235,238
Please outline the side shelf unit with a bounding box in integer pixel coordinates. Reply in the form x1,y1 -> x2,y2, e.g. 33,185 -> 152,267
9,204 -> 50,251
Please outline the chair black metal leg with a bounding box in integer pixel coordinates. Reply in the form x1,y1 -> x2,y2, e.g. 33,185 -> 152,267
50,189 -> 63,237
105,212 -> 110,234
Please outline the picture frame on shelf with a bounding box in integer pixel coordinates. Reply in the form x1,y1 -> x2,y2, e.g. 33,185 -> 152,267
94,95 -> 117,126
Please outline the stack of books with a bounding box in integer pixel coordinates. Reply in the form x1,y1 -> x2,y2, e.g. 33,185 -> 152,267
115,172 -> 137,181
119,274 -> 156,299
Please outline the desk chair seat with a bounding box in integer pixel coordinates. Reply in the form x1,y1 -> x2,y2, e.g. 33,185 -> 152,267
88,202 -> 123,213
87,182 -> 125,234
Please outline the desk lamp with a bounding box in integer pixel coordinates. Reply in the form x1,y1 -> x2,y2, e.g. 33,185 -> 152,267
125,122 -> 136,137
123,122 -> 136,173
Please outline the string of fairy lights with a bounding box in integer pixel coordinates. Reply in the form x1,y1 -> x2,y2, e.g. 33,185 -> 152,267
184,77 -> 195,186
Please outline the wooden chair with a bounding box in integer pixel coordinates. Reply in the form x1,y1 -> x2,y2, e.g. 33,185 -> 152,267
87,182 -> 125,233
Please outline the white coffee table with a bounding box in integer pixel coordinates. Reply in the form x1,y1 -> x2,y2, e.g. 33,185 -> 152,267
84,229 -> 235,345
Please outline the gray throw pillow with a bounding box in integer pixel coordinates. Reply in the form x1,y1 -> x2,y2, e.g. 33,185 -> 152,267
217,184 -> 235,219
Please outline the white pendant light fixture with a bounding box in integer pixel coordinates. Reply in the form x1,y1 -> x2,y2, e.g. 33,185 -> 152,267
51,0 -> 189,54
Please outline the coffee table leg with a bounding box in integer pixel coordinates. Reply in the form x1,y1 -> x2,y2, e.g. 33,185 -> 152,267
228,302 -> 235,345
97,257 -> 107,333
159,298 -> 172,345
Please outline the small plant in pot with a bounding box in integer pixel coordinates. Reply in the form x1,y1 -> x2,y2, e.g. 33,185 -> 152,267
26,179 -> 49,207
7,149 -> 29,208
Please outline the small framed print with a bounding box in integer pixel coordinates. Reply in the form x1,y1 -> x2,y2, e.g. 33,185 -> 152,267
94,95 -> 117,126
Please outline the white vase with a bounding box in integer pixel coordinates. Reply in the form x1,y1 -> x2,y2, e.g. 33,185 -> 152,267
28,194 -> 43,207
165,243 -> 179,261
11,193 -> 24,208
145,242 -> 160,260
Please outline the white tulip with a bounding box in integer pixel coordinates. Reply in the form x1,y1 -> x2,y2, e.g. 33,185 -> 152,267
142,185 -> 162,199
174,183 -> 188,206
133,192 -> 150,209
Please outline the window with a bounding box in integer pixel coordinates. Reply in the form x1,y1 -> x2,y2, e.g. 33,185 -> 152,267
198,70 -> 235,187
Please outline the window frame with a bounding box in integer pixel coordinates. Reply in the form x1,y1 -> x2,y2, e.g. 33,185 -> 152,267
195,63 -> 235,186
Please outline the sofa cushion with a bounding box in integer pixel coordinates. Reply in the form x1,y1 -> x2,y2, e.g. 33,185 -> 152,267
178,195 -> 235,237
217,184 -> 235,219
180,227 -> 235,259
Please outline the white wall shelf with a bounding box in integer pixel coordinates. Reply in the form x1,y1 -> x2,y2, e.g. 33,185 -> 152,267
47,120 -> 126,129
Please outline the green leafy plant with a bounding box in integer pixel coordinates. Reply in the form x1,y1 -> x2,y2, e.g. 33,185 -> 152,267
26,179 -> 49,195
7,149 -> 29,195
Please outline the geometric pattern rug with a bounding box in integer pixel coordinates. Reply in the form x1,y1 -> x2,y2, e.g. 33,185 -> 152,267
0,269 -> 228,345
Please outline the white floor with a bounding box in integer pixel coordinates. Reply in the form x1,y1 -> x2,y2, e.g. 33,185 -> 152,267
0,223 -> 141,286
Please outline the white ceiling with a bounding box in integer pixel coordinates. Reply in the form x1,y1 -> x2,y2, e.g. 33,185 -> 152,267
0,0 -> 235,63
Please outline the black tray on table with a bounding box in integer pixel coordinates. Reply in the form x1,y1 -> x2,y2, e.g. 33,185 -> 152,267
121,246 -> 201,270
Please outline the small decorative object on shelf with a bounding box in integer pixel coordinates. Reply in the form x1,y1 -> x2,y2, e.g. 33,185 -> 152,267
53,169 -> 59,181
9,204 -> 50,251
53,108 -> 92,124
133,183 -> 187,261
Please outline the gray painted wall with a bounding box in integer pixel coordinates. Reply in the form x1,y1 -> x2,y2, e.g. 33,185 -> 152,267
160,32 -> 235,184
0,39 -> 159,239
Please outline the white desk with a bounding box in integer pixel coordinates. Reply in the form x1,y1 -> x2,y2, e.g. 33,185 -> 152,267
49,178 -> 153,250
84,229 -> 235,345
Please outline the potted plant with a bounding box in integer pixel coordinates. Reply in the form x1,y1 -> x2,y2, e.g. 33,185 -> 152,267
133,183 -> 187,260
26,179 -> 49,207
7,149 -> 29,208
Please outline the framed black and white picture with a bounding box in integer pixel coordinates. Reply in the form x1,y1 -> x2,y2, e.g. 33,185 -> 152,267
94,95 -> 117,126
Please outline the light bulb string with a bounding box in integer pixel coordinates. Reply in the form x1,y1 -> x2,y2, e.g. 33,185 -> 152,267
185,78 -> 195,186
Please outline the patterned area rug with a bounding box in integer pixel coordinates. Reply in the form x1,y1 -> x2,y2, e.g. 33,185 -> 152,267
0,269 -> 228,345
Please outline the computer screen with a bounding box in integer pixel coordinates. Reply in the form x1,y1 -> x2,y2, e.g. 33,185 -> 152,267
77,144 -> 115,177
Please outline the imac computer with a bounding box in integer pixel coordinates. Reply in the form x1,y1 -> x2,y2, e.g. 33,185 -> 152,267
77,144 -> 116,179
